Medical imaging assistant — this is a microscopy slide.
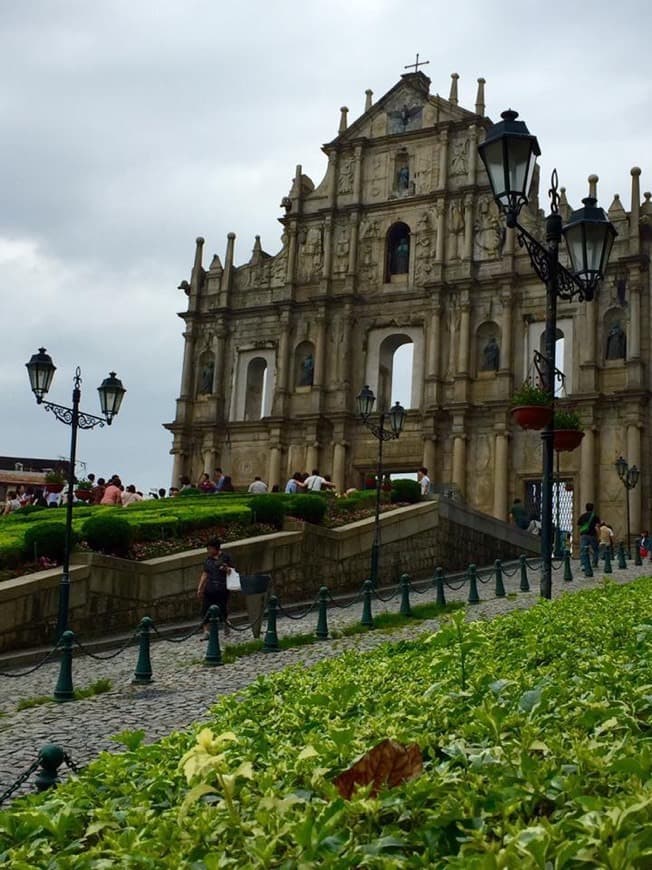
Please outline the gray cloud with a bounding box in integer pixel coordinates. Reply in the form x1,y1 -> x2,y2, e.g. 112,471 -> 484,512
1,0 -> 650,488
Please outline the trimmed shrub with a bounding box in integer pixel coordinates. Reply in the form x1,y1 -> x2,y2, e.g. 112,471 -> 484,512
23,522 -> 74,562
178,487 -> 201,497
286,494 -> 328,524
390,478 -> 421,504
17,504 -> 48,517
249,496 -> 286,529
83,515 -> 134,557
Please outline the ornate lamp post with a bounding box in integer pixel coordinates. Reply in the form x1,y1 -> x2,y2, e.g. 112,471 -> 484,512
479,110 -> 617,599
26,348 -> 126,638
614,455 -> 640,557
356,385 -> 406,586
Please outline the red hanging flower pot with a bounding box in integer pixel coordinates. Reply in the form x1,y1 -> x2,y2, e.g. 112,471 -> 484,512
45,483 -> 64,493
74,489 -> 92,501
553,430 -> 585,452
511,405 -> 553,431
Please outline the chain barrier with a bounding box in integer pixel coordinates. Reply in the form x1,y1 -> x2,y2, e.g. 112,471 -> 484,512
223,616 -> 257,633
551,559 -> 564,570
0,758 -> 40,806
276,596 -> 319,621
501,564 -> 520,578
151,621 -> 204,644
63,752 -> 81,774
326,589 -> 363,609
74,632 -> 138,661
373,586 -> 400,603
525,558 -> 542,570
407,581 -> 431,595
476,570 -> 494,585
0,642 -> 61,679
444,573 -> 468,591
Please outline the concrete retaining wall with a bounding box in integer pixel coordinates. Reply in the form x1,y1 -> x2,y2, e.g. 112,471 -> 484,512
0,498 -> 539,652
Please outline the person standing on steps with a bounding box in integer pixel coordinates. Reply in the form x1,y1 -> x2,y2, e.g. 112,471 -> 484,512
197,538 -> 234,640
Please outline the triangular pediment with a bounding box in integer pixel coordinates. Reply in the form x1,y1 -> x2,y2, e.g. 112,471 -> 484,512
329,73 -> 480,146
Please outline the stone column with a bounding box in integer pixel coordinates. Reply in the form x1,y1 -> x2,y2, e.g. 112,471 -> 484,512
322,215 -> 333,280
268,445 -> 282,490
313,316 -> 326,389
348,211 -> 359,275
580,426 -> 595,509
493,430 -> 509,520
628,284 -> 641,360
463,194 -> 474,260
438,129 -> 449,189
213,325 -> 227,405
427,300 -> 441,380
332,442 -> 347,491
338,306 -> 352,387
353,144 -> 363,202
500,288 -> 512,371
457,292 -> 471,375
422,437 -> 436,480
203,445 -> 216,476
435,200 -> 445,261
452,434 -> 466,494
286,224 -> 298,283
584,296 -> 597,363
306,443 -> 320,473
467,125 -> 478,187
626,422 -> 641,536
179,323 -> 196,399
171,449 -> 185,488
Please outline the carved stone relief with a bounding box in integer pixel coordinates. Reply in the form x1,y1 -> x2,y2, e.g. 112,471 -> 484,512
449,137 -> 469,177
358,219 -> 380,284
337,158 -> 354,194
414,210 -> 437,286
333,222 -> 350,274
448,200 -> 466,261
297,225 -> 323,283
473,196 -> 503,261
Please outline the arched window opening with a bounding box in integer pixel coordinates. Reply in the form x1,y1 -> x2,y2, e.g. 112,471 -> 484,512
385,222 -> 410,280
244,357 -> 267,420
294,340 -> 315,388
378,334 -> 414,410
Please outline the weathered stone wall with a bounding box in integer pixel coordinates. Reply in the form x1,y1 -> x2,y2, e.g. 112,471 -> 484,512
0,499 -> 539,652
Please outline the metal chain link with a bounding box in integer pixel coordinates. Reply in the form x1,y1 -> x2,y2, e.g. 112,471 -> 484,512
152,621 -> 204,644
0,758 -> 40,806
223,617 -> 256,633
0,642 -> 61,679
501,565 -> 519,578
326,589 -> 363,609
276,597 -> 319,621
407,581 -> 431,595
373,586 -> 400,603
525,558 -> 542,570
476,571 -> 493,585
63,752 -> 81,774
74,632 -> 137,661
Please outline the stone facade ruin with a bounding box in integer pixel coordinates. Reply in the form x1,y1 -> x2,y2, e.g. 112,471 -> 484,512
165,70 -> 651,540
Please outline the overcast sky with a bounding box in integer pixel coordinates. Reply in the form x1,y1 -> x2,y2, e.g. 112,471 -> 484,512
1,1 -> 650,490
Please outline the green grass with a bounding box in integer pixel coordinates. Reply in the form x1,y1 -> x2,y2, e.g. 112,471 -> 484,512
15,678 -> 112,711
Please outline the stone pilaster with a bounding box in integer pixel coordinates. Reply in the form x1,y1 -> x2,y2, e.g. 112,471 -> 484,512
493,429 -> 509,520
626,421 -> 642,536
452,433 -> 466,495
457,291 -> 471,375
579,426 -> 595,509
467,125 -> 478,187
463,194 -> 474,260
268,445 -> 282,490
438,129 -> 448,189
422,436 -> 436,481
332,442 -> 347,492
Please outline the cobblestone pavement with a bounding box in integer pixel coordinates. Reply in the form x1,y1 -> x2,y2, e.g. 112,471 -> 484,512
1,559 -> 648,800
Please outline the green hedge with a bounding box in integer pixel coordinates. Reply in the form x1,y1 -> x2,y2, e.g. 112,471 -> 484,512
1,579 -> 650,866
23,522 -> 75,563
83,515 -> 134,557
390,478 -> 421,503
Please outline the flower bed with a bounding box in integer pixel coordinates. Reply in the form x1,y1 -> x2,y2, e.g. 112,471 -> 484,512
2,578 -> 650,865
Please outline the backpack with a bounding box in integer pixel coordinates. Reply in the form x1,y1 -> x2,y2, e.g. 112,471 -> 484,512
579,511 -> 595,535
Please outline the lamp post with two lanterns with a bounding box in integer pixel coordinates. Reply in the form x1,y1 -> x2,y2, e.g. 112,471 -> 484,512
478,110 -> 617,599
614,455 -> 640,558
356,385 -> 406,587
25,348 -> 126,639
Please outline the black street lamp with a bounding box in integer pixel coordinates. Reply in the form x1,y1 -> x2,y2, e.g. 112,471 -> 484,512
614,456 -> 640,558
356,385 -> 406,586
26,348 -> 126,638
479,110 -> 617,600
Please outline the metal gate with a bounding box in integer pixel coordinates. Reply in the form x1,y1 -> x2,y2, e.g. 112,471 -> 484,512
524,477 -> 575,553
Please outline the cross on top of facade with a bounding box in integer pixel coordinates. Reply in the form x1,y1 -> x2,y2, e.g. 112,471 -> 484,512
404,53 -> 430,74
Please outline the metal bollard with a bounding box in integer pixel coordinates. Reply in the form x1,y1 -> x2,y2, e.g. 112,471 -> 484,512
399,574 -> 412,617
435,567 -> 446,608
34,744 -> 65,792
494,559 -> 506,598
519,555 -> 530,592
603,546 -> 613,573
54,630 -> 75,702
634,538 -> 643,567
617,542 -> 627,570
204,605 -> 223,666
315,586 -> 329,640
467,564 -> 480,605
360,580 -> 374,628
563,549 -> 573,582
263,596 -> 280,652
133,616 -> 154,684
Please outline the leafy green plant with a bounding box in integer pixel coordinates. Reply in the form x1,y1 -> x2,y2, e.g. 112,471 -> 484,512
286,494 -> 328,524
83,515 -> 134,557
511,380 -> 552,407
44,469 -> 65,484
23,522 -> 75,563
390,478 -> 421,504
554,408 -> 582,430
74,479 -> 93,491
249,495 -> 286,529
179,487 -> 201,497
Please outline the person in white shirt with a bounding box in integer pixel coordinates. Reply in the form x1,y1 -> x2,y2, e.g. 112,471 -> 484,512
303,469 -> 336,492
248,476 -> 268,494
417,467 -> 431,497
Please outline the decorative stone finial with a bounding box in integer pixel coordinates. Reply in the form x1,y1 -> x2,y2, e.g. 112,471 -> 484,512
365,89 -> 373,112
227,232 -> 236,240
475,77 -> 485,116
631,166 -> 642,176
195,236 -> 205,245
339,106 -> 349,133
449,73 -> 459,106
588,174 -> 598,198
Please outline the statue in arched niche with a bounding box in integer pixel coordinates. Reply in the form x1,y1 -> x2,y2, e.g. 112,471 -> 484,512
391,237 -> 409,274
606,322 -> 626,360
199,358 -> 215,394
481,336 -> 500,371
299,353 -> 314,386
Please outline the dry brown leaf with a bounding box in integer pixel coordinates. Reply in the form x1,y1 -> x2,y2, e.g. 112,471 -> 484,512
332,738 -> 423,799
